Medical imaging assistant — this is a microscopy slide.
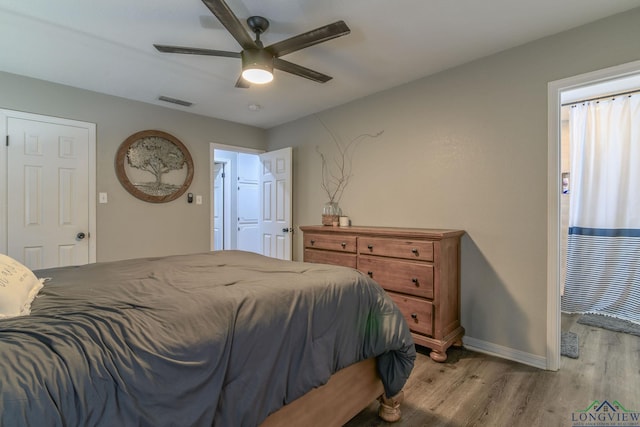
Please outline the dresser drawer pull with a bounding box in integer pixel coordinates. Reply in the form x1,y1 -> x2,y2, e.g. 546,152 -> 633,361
367,271 -> 373,277
410,313 -> 418,320
341,242 -> 347,248
310,239 -> 315,245
411,248 -> 419,255
411,278 -> 419,286
367,244 -> 374,251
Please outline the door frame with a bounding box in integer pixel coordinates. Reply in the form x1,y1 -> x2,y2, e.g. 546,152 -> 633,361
209,143 -> 263,252
0,109 -> 97,262
546,59 -> 640,370
212,159 -> 230,250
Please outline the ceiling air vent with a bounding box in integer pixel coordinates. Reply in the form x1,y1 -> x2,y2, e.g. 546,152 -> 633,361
158,96 -> 193,107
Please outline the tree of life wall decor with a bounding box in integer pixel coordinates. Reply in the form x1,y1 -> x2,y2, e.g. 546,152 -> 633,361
115,130 -> 194,203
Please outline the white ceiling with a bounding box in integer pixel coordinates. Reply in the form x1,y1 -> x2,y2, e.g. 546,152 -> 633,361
1,0 -> 639,129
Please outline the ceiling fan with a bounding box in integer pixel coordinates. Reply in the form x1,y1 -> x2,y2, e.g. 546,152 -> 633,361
154,0 -> 351,88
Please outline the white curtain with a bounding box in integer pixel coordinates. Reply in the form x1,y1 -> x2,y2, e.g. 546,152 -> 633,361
562,94 -> 640,324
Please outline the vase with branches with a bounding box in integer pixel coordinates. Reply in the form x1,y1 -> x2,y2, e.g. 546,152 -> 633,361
316,119 -> 383,225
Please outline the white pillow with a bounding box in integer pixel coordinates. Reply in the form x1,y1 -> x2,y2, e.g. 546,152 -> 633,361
0,254 -> 44,319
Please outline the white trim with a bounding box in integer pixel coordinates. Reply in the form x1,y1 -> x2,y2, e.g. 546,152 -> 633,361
546,59 -> 640,371
209,144 -> 215,251
462,336 -> 547,370
0,109 -> 97,263
210,147 -> 233,251
87,122 -> 97,263
546,82 -> 562,371
0,114 -> 6,254
210,142 -> 263,155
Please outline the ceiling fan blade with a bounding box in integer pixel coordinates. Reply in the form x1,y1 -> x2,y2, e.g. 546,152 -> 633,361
235,75 -> 250,88
266,21 -> 350,58
274,58 -> 332,83
154,44 -> 241,59
201,0 -> 257,50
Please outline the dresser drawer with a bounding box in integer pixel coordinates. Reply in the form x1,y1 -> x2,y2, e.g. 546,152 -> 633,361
304,233 -> 357,253
300,225 -> 464,363
358,237 -> 434,261
358,256 -> 434,299
387,292 -> 433,337
304,249 -> 357,269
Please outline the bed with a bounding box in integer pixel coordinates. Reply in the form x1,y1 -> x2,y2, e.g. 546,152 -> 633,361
0,250 -> 415,426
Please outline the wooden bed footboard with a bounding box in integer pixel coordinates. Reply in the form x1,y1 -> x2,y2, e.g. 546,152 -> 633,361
260,358 -> 403,426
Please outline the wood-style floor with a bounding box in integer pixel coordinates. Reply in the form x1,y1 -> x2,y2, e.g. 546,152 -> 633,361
345,314 -> 640,427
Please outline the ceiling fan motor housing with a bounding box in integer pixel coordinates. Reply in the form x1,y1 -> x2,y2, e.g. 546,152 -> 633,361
241,49 -> 274,83
242,49 -> 274,70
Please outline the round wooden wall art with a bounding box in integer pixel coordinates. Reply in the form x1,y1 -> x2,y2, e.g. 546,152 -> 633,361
115,130 -> 194,203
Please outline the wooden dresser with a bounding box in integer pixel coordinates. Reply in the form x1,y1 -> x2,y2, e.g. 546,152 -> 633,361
300,225 -> 464,362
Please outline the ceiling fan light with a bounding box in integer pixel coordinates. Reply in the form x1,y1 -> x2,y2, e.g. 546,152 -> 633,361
242,68 -> 273,84
241,49 -> 274,84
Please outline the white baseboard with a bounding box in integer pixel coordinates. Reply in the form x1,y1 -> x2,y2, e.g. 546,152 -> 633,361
462,336 -> 547,370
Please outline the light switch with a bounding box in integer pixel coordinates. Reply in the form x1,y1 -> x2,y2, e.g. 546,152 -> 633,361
99,192 -> 108,203
196,195 -> 203,205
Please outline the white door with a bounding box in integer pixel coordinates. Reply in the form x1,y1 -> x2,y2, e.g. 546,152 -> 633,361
213,162 -> 224,250
259,147 -> 292,260
1,110 -> 96,270
237,153 -> 261,253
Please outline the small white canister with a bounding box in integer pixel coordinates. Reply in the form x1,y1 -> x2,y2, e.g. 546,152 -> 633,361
339,216 -> 350,227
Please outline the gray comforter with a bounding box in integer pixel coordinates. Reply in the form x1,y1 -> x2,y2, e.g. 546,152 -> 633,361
0,250 -> 415,427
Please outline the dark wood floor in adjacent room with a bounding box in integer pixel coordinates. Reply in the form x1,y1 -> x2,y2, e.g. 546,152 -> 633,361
345,314 -> 640,427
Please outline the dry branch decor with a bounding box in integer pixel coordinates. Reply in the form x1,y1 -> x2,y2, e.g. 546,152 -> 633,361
316,119 -> 383,225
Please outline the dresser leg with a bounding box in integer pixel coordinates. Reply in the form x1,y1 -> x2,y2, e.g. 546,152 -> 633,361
429,349 -> 448,362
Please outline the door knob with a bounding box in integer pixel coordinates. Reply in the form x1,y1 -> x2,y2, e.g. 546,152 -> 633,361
77,232 -> 86,240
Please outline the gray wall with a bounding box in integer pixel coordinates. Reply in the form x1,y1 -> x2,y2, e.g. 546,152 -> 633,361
2,7 -> 639,362
266,9 -> 640,358
0,72 -> 266,261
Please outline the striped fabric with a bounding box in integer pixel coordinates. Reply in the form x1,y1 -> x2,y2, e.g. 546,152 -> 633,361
562,227 -> 640,325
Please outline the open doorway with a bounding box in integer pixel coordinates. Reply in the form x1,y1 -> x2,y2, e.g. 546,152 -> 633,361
547,60 -> 640,370
209,144 -> 293,260
560,74 -> 640,300
210,145 -> 262,253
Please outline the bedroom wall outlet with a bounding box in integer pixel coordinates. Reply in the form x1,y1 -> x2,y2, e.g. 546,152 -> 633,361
196,195 -> 202,205
99,192 -> 108,203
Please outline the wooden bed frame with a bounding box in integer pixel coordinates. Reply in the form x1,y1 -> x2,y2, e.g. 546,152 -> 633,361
260,358 -> 404,426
